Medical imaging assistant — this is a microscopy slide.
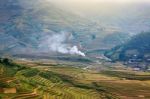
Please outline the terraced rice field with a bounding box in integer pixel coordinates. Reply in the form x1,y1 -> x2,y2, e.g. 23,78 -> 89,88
15,69 -> 112,99
1,60 -> 150,99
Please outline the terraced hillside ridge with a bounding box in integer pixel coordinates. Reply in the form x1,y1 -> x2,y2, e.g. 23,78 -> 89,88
0,58 -> 118,99
16,59 -> 150,99
1,58 -> 150,99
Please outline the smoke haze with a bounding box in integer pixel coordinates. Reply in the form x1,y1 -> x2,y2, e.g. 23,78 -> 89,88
39,32 -> 85,56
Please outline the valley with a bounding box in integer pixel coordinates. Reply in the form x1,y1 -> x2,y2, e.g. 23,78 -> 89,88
0,58 -> 150,99
0,0 -> 150,99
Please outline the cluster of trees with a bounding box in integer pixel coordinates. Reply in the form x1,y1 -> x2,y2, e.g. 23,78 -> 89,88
0,58 -> 12,65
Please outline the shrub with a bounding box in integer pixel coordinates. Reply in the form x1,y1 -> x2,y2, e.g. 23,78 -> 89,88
23,69 -> 39,77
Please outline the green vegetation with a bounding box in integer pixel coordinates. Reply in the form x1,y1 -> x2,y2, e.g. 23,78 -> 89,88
22,69 -> 39,77
56,56 -> 93,63
0,58 -> 118,99
1,58 -> 150,98
105,32 -> 150,61
39,71 -> 62,83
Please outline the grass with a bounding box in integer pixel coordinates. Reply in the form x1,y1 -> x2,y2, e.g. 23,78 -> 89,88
39,71 -> 62,83
22,69 -> 39,77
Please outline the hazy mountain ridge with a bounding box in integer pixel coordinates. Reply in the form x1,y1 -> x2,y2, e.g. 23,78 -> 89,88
105,32 -> 150,62
0,0 -> 150,56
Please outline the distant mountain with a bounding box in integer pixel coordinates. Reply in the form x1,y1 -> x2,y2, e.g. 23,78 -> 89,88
105,32 -> 150,62
102,32 -> 130,48
0,0 -> 85,55
0,0 -> 150,57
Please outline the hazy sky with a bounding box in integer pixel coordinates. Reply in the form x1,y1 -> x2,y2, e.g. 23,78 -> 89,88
45,0 -> 150,16
46,0 -> 150,10
47,0 -> 150,3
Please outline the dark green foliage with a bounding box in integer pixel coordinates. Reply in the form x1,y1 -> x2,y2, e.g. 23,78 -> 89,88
105,32 -> 150,61
23,69 -> 39,77
0,82 -> 10,88
125,32 -> 150,53
56,56 -> 93,63
28,80 -> 38,87
0,58 -> 13,66
2,58 -> 10,65
105,45 -> 123,61
39,71 -> 62,83
0,58 -> 28,76
92,82 -> 107,92
72,83 -> 92,90
0,58 -> 2,63
4,68 -> 17,77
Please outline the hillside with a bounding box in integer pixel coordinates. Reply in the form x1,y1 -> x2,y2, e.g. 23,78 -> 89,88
105,32 -> 150,60
105,32 -> 150,70
0,0 -> 113,55
1,58 -> 150,98
0,58 -> 118,99
1,0 -> 150,56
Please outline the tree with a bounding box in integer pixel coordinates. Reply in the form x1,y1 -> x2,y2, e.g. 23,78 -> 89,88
2,58 -> 10,65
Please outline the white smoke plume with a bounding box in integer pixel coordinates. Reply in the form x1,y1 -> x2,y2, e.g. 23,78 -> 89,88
39,31 -> 85,56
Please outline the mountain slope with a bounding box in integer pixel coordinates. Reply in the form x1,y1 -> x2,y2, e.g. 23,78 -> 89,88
0,0 -> 150,56
105,32 -> 150,61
